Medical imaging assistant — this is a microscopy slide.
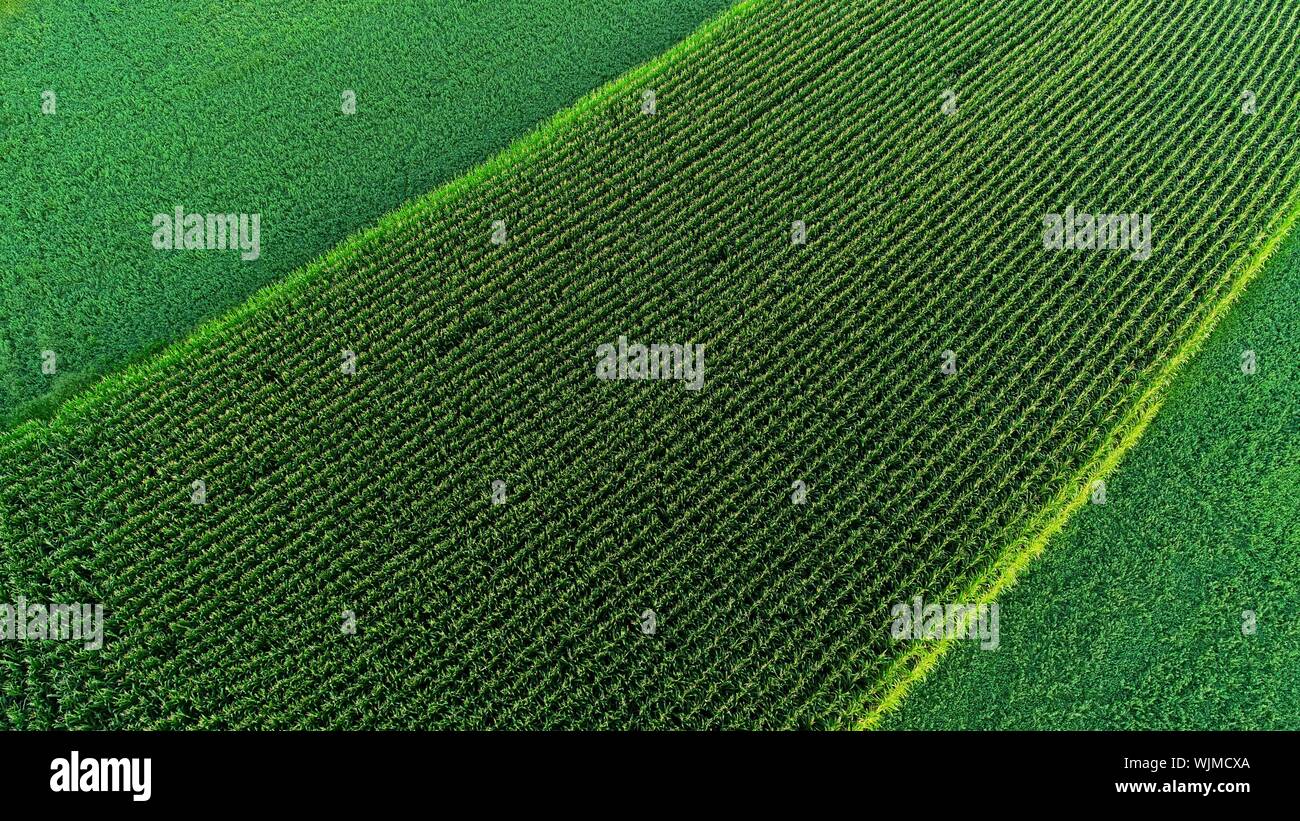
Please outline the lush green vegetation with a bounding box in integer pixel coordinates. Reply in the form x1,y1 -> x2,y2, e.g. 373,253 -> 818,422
884,227 -> 1300,730
0,0 -> 729,426
4,0 -> 1300,728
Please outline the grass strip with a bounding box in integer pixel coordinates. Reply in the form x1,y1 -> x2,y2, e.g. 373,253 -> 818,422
0,0 -> 730,426
885,218 -> 1300,729
857,187 -> 1300,728
4,0 -> 1300,728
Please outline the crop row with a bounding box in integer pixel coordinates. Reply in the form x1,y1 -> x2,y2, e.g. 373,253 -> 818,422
4,0 -> 1300,728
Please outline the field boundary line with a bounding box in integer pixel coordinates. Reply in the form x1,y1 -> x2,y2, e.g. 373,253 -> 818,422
852,177 -> 1300,730
0,0 -> 768,448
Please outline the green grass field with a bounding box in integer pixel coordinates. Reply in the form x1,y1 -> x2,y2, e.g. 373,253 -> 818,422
883,227 -> 1300,730
0,0 -> 729,427
4,0 -> 1300,728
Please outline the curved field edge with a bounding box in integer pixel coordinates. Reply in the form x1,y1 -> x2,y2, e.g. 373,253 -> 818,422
0,0 -> 760,728
2,0 -> 1300,732
854,188 -> 1300,730
858,197 -> 1300,728
885,222 -> 1300,729
0,0 -> 732,428
0,0 -> 766,450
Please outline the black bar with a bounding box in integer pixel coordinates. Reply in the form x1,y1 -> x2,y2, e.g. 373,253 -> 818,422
2,730 -> 1285,808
